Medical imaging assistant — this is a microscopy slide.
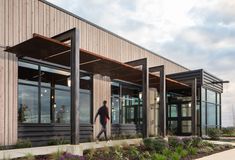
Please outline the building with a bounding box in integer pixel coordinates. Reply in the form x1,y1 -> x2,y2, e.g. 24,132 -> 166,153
0,0 -> 223,146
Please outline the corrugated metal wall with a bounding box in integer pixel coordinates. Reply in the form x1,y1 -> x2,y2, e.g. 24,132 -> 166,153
0,0 -> 188,145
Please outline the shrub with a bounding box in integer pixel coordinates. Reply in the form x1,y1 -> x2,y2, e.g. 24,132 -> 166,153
143,138 -> 168,153
48,137 -> 70,145
60,152 -> 85,160
15,139 -> 32,148
187,146 -> 198,155
182,137 -> 193,148
168,137 -> 183,148
176,146 -> 188,158
191,137 -> 202,147
221,127 -> 235,136
139,151 -> 151,160
24,153 -> 35,160
170,152 -> 181,160
128,146 -> 139,159
162,148 -> 172,157
207,128 -> 222,140
151,153 -> 167,160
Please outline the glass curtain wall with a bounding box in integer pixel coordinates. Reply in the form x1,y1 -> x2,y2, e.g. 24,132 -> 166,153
201,87 -> 221,135
18,60 -> 93,124
111,82 -> 142,125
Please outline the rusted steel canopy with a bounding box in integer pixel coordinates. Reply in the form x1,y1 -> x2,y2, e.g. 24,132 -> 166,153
5,33 -> 189,90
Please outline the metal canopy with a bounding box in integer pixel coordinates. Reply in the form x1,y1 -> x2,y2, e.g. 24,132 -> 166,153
5,33 -> 189,90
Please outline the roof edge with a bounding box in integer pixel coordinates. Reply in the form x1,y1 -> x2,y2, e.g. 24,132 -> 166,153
40,0 -> 190,71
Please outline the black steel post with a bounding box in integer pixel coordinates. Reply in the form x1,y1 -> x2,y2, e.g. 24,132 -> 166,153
149,65 -> 166,137
125,58 -> 149,138
52,28 -> 80,144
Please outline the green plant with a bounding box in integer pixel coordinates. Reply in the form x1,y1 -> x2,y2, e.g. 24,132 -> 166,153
170,152 -> 181,160
48,137 -> 70,145
128,146 -> 139,159
143,138 -> 168,153
85,148 -> 96,160
187,146 -> 197,155
139,151 -> 151,160
207,128 -> 222,140
15,139 -> 32,148
221,127 -> 235,136
162,148 -> 172,157
113,145 -> 124,160
51,149 -> 63,160
168,137 -> 183,148
175,146 -> 188,158
191,137 -> 202,147
151,153 -> 167,160
24,153 -> 35,160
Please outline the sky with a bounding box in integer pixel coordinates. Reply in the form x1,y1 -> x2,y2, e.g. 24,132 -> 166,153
47,0 -> 235,127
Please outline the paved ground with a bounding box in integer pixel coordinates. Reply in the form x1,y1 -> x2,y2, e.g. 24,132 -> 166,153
196,148 -> 235,160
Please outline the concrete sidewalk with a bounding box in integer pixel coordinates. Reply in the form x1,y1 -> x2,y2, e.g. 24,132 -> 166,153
196,148 -> 235,160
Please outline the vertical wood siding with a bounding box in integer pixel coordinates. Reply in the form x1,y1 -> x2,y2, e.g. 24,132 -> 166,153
0,0 -> 188,145
93,75 -> 111,139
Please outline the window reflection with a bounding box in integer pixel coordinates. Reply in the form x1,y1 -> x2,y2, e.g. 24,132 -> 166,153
18,84 -> 39,123
55,90 -> 70,123
18,60 -> 93,125
111,82 -> 142,124
41,88 -> 51,123
79,90 -> 91,123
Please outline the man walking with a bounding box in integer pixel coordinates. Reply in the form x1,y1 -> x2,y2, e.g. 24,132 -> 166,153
94,100 -> 110,141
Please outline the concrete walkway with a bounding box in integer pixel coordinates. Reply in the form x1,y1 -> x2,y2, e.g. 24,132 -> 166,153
196,148 -> 235,160
196,140 -> 235,160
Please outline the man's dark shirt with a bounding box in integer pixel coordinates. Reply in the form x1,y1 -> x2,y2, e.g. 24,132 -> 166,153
96,105 -> 109,125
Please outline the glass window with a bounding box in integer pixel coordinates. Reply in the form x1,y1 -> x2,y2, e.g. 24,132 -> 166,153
181,103 -> 191,117
201,88 -> 206,102
18,62 -> 39,85
217,105 -> 220,127
182,120 -> 192,133
168,121 -> 178,134
207,103 -> 216,127
201,102 -> 206,135
55,90 -> 71,124
18,84 -> 39,123
79,90 -> 91,123
207,90 -> 216,104
111,97 -> 120,124
41,66 -> 70,88
217,93 -> 221,105
169,104 -> 177,117
41,88 -> 51,123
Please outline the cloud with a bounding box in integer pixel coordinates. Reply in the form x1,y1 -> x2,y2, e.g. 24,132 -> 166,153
47,0 -> 235,126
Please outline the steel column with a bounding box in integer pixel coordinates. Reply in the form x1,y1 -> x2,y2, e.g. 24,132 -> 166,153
149,65 -> 166,137
125,58 -> 149,138
52,28 -> 80,144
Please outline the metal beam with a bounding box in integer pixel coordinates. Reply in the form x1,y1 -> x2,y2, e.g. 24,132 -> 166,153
125,58 -> 149,138
52,28 -> 80,144
149,65 -> 166,137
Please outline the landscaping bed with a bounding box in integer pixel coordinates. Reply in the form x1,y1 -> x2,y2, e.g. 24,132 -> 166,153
13,136 -> 234,160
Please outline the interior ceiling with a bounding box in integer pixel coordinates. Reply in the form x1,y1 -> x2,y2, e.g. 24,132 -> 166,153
5,33 -> 189,90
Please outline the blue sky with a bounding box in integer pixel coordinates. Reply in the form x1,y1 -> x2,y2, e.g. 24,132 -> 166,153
47,0 -> 235,126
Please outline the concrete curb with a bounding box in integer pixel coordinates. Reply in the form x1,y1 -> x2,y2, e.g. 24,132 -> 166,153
0,138 -> 142,159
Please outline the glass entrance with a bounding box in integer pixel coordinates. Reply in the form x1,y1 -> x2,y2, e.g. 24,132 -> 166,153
168,102 -> 192,135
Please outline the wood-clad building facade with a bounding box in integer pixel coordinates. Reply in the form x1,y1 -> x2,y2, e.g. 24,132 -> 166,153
0,0 -> 223,146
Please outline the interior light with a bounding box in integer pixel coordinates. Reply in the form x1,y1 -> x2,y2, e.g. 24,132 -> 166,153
188,103 -> 192,107
44,89 -> 47,93
67,77 -> 71,87
156,97 -> 160,103
53,103 -> 57,108
139,92 -> 142,99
